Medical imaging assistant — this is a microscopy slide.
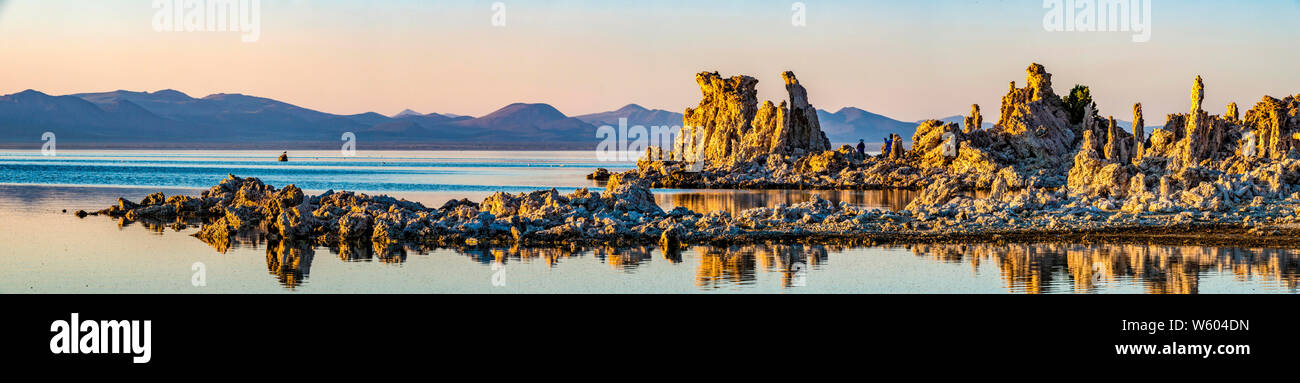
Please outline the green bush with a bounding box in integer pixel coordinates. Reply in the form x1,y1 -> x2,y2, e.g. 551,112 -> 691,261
1062,85 -> 1096,125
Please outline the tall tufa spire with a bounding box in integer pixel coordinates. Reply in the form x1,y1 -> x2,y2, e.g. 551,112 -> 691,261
1191,75 -> 1205,113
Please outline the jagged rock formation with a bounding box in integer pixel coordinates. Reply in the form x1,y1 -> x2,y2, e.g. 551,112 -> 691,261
775,72 -> 831,155
1139,76 -> 1237,170
911,120 -> 999,179
1068,130 -> 1132,197
1103,117 -> 1123,162
911,64 -> 1086,187
991,64 -> 1079,168
1132,103 -> 1146,161
672,72 -> 758,165
1174,76 -> 1229,167
1062,73 -> 1300,212
599,62 -> 1300,219
963,104 -> 982,134
619,64 -> 1112,191
1243,95 -> 1300,160
1192,76 -> 1206,112
670,71 -> 830,168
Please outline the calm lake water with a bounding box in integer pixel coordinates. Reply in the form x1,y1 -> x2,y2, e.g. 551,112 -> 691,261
1,150 -> 1297,294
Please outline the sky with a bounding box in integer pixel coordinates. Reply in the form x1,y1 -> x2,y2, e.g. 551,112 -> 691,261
1,0 -> 1298,123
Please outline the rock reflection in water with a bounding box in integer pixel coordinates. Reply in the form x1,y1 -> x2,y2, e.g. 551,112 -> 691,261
696,244 -> 828,288
662,189 -> 921,216
459,245 -> 587,267
593,247 -> 655,271
910,243 -> 1300,294
115,216 -> 194,235
266,240 -> 314,289
329,241 -> 409,264
81,205 -> 1300,293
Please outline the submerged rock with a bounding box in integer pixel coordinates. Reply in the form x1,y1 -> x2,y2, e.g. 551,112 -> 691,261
585,168 -> 611,181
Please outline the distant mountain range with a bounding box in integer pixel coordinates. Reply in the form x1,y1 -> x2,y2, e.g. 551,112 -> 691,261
817,107 -> 918,144
0,88 -> 968,149
574,104 -> 683,129
0,90 -> 631,149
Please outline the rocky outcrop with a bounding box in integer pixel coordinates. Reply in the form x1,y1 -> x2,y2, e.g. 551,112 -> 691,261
991,63 -> 1079,170
1132,103 -> 1146,161
1067,130 -> 1133,197
913,64 -> 1084,186
1191,76 -> 1206,112
624,64 -> 1088,191
1174,77 -> 1229,167
904,64 -> 1087,188
905,177 -> 963,211
1104,117 -> 1122,162
669,71 -> 830,168
773,72 -> 832,156
586,168 -> 611,181
89,164 -> 1300,254
600,62 -> 1299,217
1243,94 -> 1300,160
673,72 -> 759,165
963,104 -> 982,133
913,120 -> 961,167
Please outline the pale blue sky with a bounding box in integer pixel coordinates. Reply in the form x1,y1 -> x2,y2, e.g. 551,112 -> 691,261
1,0 -> 1297,122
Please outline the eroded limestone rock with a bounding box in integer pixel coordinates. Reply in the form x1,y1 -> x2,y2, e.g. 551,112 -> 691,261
1133,103 -> 1146,161
670,71 -> 830,168
1244,95 -> 1300,160
964,104 -> 982,134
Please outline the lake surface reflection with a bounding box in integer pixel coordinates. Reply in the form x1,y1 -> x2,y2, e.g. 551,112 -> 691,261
220,231 -> 1300,294
909,243 -> 1300,294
